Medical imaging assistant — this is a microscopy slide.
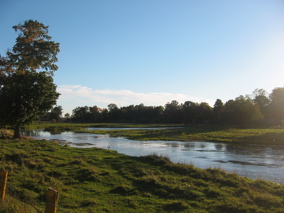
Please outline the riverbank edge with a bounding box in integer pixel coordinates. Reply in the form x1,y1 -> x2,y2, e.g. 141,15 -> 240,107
23,123 -> 284,144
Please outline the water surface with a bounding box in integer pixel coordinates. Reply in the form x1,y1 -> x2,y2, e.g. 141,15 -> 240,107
24,129 -> 284,184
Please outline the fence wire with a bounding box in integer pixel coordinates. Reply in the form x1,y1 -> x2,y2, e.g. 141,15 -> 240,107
0,177 -> 69,213
1,177 -> 42,212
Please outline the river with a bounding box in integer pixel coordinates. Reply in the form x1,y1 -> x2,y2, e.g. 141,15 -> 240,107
24,128 -> 284,184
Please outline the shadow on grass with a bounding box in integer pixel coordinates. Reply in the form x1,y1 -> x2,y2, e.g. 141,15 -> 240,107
237,132 -> 284,144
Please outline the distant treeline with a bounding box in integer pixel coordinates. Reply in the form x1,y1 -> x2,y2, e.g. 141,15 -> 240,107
45,87 -> 284,127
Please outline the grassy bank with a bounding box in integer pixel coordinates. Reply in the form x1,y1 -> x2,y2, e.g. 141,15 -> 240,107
83,125 -> 284,144
24,122 -> 284,144
1,138 -> 284,212
24,123 -> 182,133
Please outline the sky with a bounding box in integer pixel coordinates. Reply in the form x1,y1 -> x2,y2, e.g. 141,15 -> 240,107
1,0 -> 284,115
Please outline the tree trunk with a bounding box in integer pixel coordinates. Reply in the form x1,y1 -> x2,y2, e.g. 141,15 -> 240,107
13,125 -> 21,139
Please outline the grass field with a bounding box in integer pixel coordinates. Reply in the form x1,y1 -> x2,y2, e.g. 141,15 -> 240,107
1,137 -> 284,212
82,124 -> 284,144
24,122 -> 284,144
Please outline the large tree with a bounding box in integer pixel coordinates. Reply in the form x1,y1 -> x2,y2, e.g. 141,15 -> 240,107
49,105 -> 63,122
213,99 -> 224,123
252,89 -> 270,116
164,100 -> 183,123
0,20 -> 60,138
222,96 -> 263,127
269,87 -> 284,125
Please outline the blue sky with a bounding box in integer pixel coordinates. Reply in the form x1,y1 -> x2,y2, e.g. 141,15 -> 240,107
1,0 -> 284,114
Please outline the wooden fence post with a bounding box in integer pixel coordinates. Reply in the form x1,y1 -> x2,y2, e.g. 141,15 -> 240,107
0,171 -> 8,201
45,188 -> 59,213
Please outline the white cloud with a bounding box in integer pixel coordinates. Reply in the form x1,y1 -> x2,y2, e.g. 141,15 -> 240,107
57,85 -> 214,114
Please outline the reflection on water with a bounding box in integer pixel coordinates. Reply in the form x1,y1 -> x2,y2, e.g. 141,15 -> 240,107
24,129 -> 284,184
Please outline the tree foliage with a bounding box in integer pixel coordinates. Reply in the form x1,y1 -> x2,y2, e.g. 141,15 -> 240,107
68,87 -> 284,128
0,20 -> 60,138
213,99 -> 224,122
222,96 -> 263,127
50,105 -> 63,122
269,87 -> 284,125
0,20 -> 60,75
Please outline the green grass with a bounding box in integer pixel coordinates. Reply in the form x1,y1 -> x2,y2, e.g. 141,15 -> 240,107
24,122 -> 284,144
24,122 -> 182,133
83,125 -> 284,144
25,123 -> 284,143
1,138 -> 284,212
